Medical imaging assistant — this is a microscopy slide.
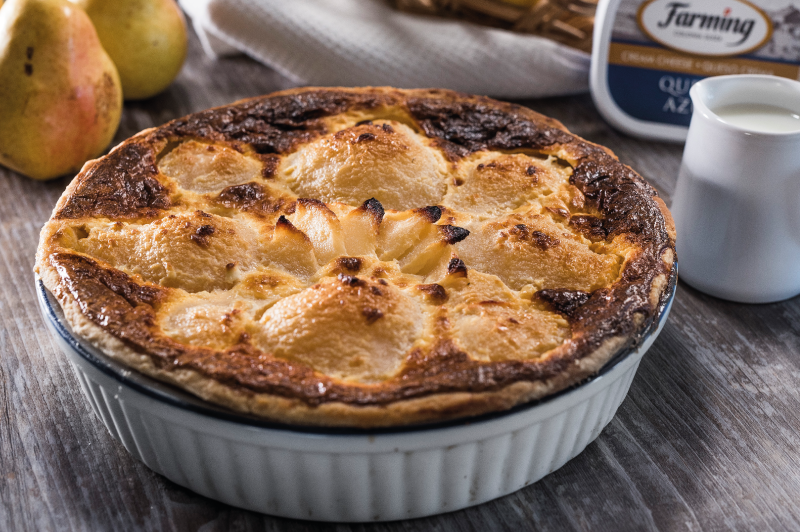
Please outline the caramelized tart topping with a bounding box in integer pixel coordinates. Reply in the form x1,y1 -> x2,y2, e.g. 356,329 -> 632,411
37,88 -> 674,427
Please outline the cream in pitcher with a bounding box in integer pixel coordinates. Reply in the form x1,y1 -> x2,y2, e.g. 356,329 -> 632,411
714,102 -> 800,132
671,75 -> 800,303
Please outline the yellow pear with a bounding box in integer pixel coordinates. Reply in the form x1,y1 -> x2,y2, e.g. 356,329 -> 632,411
0,0 -> 123,180
77,0 -> 187,100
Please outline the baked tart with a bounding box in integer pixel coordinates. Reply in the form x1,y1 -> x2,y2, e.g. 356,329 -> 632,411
35,87 -> 676,428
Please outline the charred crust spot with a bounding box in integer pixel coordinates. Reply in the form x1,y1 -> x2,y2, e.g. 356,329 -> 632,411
382,123 -> 394,133
417,283 -> 447,303
216,182 -> 264,205
214,182 -> 283,215
439,225 -> 470,244
526,165 -> 537,176
532,231 -> 559,250
377,278 -> 389,286
509,224 -> 559,250
276,215 -> 295,230
569,214 -> 608,241
155,90 -> 395,155
51,253 -> 165,309
447,257 -> 468,276
55,143 -> 169,220
453,177 -> 464,186
362,307 -> 384,324
570,156 -> 665,240
226,262 -> 236,269
361,197 -> 385,223
335,256 -> 362,273
259,154 -> 280,178
197,211 -> 211,218
355,120 -> 373,126
546,207 -> 570,219
213,182 -> 287,214
190,225 -> 215,246
369,285 -> 384,296
416,205 -> 442,223
337,273 -> 365,287
406,96 -> 573,161
354,132 -> 377,143
536,289 -> 592,320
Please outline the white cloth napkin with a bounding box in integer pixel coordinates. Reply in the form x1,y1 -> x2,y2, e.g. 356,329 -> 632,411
180,0 -> 590,98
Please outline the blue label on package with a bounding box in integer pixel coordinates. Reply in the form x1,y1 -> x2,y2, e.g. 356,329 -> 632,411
607,64 -> 704,127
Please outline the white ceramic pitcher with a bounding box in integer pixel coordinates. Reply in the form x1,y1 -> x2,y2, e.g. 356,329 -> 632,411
671,75 -> 800,303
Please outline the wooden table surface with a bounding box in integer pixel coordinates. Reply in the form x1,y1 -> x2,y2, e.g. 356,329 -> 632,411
3,27 -> 800,532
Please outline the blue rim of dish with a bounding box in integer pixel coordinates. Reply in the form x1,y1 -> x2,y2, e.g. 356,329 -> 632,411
38,264 -> 677,436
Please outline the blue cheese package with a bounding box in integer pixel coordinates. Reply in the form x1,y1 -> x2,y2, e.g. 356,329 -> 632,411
590,0 -> 800,141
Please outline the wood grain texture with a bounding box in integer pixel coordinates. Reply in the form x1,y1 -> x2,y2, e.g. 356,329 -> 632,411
2,25 -> 800,532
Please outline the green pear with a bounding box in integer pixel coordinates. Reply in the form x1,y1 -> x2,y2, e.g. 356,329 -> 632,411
77,0 -> 187,100
0,0 -> 123,180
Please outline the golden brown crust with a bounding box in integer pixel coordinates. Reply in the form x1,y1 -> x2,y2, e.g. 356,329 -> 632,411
36,87 -> 675,427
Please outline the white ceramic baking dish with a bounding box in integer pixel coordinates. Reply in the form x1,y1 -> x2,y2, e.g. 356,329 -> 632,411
37,271 -> 676,522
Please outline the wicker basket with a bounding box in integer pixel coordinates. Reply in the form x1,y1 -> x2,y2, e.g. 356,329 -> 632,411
389,0 -> 598,52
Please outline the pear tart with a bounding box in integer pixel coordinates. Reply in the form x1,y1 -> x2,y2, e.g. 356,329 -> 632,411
36,87 -> 675,428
